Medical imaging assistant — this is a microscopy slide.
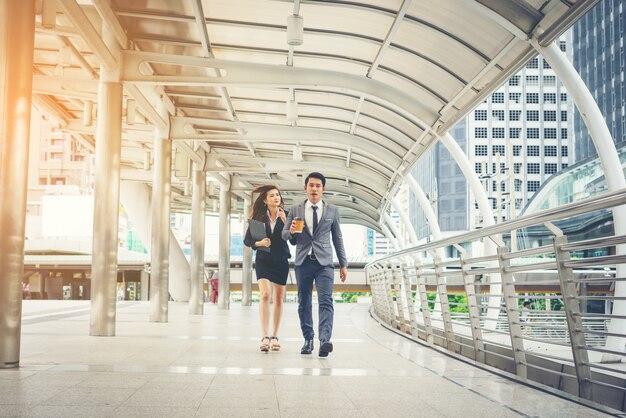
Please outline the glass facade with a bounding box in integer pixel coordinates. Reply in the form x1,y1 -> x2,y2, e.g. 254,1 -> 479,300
572,0 -> 626,161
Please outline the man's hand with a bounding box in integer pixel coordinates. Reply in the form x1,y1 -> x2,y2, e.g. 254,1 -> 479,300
289,220 -> 298,235
339,267 -> 347,283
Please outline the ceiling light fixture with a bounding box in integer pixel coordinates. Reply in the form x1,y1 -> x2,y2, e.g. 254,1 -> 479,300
286,15 -> 304,46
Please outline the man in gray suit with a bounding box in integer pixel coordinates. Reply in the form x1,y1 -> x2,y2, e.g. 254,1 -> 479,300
282,172 -> 348,357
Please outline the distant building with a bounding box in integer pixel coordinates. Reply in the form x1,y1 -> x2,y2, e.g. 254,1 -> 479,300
572,0 -> 626,161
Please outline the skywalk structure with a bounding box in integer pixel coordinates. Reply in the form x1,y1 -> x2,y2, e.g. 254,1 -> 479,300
2,0 -> 626,412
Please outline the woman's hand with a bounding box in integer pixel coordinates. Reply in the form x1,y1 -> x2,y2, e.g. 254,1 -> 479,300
256,238 -> 271,247
277,207 -> 287,223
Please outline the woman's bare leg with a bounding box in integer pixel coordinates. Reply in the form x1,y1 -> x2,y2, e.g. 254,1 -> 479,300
271,284 -> 286,338
258,279 -> 271,338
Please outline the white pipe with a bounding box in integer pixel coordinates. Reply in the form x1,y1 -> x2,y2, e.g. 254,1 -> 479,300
438,133 -> 501,328
536,40 -> 626,360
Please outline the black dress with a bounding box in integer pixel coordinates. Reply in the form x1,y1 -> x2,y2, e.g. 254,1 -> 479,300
243,215 -> 291,285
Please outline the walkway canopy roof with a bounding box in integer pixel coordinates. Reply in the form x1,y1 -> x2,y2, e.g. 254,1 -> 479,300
32,0 -> 595,231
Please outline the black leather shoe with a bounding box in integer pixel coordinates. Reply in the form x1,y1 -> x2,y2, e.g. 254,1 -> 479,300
301,339 -> 314,354
319,341 -> 333,357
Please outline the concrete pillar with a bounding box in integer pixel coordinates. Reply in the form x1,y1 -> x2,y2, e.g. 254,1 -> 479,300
189,168 -> 206,315
242,197 -> 253,306
218,187 -> 231,309
89,24 -> 123,336
150,101 -> 171,322
0,0 -> 35,368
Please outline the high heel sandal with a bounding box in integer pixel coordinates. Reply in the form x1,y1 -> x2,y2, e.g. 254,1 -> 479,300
270,336 -> 280,351
260,336 -> 270,352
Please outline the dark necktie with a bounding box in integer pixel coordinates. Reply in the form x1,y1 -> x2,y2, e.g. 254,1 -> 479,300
312,205 -> 318,233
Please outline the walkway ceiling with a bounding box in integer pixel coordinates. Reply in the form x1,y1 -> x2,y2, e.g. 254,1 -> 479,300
32,0 -> 596,231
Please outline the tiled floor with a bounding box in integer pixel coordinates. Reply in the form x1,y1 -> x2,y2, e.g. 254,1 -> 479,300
0,300 -> 614,417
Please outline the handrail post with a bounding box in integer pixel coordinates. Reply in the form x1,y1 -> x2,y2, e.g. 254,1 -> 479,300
430,251 -> 455,351
547,222 -> 594,401
455,244 -> 485,363
390,260 -> 409,332
400,258 -> 418,338
411,254 -> 433,343
496,243 -> 527,377
384,261 -> 400,329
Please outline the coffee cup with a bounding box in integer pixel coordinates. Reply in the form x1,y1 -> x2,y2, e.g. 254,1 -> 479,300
293,217 -> 305,233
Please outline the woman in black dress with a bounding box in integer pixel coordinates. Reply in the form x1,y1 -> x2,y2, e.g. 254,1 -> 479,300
244,185 -> 291,352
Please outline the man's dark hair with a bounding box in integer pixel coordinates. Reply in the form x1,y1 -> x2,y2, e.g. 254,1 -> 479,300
305,172 -> 326,187
523,301 -> 531,308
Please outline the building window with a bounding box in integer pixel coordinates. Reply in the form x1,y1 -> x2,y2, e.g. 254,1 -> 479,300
509,93 -> 522,103
527,163 -> 540,174
528,181 -> 540,192
544,93 -> 557,104
544,128 -> 557,139
561,110 -> 567,121
562,163 -> 569,169
493,127 -> 505,138
514,163 -> 522,174
510,128 -> 521,139
543,59 -> 551,69
561,146 -> 568,157
527,93 -> 539,104
475,109 -> 487,120
543,75 -> 556,86
544,110 -> 557,121
544,145 -> 557,156
527,58 -> 539,69
492,181 -> 497,192
475,127 -> 488,138
492,92 -> 504,103
492,145 -> 505,156
475,145 -> 488,156
545,163 -> 558,174
527,128 -> 540,139
509,75 -> 520,86
475,163 -> 482,173
561,128 -> 568,139
510,109 -> 522,120
492,110 -> 505,121
527,110 -> 539,121
559,41 -> 566,52
527,145 -> 540,156
526,75 -> 539,86
513,145 -> 522,156
492,162 -> 505,173
560,93 -> 568,102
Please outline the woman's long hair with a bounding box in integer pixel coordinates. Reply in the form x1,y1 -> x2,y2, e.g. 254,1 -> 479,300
250,184 -> 284,222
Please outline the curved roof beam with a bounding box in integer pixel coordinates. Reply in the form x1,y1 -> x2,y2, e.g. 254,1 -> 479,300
230,179 -> 381,210
170,117 -> 404,168
203,157 -> 389,194
121,51 -> 438,129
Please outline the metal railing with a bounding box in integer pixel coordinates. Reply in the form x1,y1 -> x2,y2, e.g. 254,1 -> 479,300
366,188 -> 626,412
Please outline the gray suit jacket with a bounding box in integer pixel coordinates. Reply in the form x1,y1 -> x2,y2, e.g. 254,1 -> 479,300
282,200 -> 348,268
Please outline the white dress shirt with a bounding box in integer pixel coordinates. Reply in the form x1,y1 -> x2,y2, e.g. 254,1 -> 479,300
305,199 -> 324,236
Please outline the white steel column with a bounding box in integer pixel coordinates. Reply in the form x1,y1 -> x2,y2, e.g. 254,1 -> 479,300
150,101 -> 172,322
391,196 -> 418,245
406,174 -> 443,241
438,132 -> 501,328
189,168 -> 206,315
536,40 -> 626,359
218,186 -> 232,309
383,213 -> 406,249
89,24 -> 122,336
242,197 -> 253,306
0,0 -> 34,368
381,224 -> 401,252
